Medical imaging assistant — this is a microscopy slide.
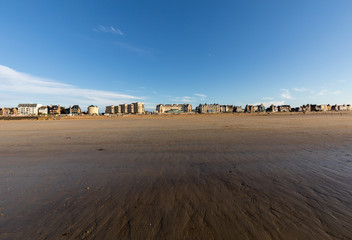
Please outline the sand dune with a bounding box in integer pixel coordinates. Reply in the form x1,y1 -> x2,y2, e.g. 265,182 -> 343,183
0,114 -> 352,239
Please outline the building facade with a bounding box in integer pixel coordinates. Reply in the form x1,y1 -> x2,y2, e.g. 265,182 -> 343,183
278,105 -> 291,112
156,104 -> 192,114
257,104 -> 266,112
105,105 -> 115,114
88,105 -> 99,115
48,105 -> 61,115
114,105 -> 121,114
1,108 -> 10,115
220,105 -> 234,113
10,108 -> 18,115
128,104 -> 134,114
121,104 -> 128,114
105,102 -> 145,115
18,104 -> 42,116
267,104 -> 278,112
197,104 -> 220,113
245,105 -> 255,113
38,106 -> 48,115
66,105 -> 81,115
133,102 -> 145,114
234,106 -> 244,113
0,108 -> 10,115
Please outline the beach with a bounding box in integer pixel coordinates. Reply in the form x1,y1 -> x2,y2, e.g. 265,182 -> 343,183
0,113 -> 352,239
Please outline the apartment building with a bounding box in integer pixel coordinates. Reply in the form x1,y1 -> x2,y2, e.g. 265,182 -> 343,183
197,104 -> 220,113
105,105 -> 115,114
278,105 -> 291,112
133,102 -> 145,114
114,105 -> 121,114
18,103 -> 42,115
220,105 -> 234,113
105,102 -> 145,115
156,104 -> 192,113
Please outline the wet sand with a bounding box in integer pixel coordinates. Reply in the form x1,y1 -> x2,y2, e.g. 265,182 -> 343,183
0,114 -> 352,239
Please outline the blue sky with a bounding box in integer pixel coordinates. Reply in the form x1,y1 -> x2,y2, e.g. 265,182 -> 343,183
1,0 -> 352,111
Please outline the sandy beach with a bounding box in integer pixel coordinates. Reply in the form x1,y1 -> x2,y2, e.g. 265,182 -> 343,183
0,113 -> 352,239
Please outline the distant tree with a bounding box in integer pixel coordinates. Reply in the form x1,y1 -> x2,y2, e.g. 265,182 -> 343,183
60,107 -> 65,114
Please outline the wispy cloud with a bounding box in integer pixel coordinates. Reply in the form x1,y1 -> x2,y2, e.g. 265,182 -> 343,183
194,93 -> 207,100
280,89 -> 293,99
317,89 -> 328,96
262,97 -> 274,100
92,25 -> 153,57
292,87 -> 307,92
316,88 -> 341,96
94,25 -> 124,36
252,101 -> 285,108
0,65 -> 141,107
194,93 -> 206,98
114,41 -> 151,56
169,96 -> 194,103
168,93 -> 207,103
331,90 -> 342,95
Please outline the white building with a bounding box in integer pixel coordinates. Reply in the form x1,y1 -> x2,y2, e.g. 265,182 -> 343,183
38,106 -> 48,115
156,104 -> 192,113
18,104 -> 42,116
88,105 -> 99,115
133,102 -> 145,114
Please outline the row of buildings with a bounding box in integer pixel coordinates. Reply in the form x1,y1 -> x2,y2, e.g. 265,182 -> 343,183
2,102 -> 352,116
105,102 -> 145,114
0,102 -> 145,116
153,103 -> 352,114
242,103 -> 352,113
155,104 -> 192,114
0,104 -> 97,116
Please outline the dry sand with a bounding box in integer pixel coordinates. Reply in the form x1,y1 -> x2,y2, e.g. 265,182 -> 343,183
0,113 -> 352,239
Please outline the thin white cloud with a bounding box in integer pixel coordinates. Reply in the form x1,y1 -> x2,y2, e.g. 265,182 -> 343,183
0,65 -> 141,107
194,93 -> 206,98
280,89 -> 293,99
317,88 -> 341,96
292,87 -> 307,92
194,93 -> 207,101
169,96 -> 194,103
169,93 -> 207,103
262,97 -> 274,100
252,101 -> 285,108
94,25 -> 124,36
331,90 -> 342,95
114,42 -> 151,56
317,89 -> 328,96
